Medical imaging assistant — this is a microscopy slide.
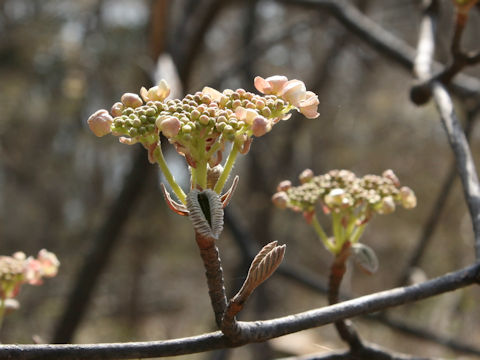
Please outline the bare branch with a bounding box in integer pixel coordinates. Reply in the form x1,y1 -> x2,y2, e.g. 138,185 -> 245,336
275,0 -> 480,98
2,263 -> 479,359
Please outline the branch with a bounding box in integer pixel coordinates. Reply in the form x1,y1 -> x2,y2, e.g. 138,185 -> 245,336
3,263 -> 479,359
432,83 -> 480,260
275,0 -> 480,98
225,206 -> 480,356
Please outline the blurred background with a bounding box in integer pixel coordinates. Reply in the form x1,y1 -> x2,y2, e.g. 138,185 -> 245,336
1,0 -> 480,359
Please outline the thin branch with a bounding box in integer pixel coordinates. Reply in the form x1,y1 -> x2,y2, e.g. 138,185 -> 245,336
5,263 -> 478,359
225,207 -> 480,356
275,0 -> 480,98
397,109 -> 478,286
432,82 -> 480,260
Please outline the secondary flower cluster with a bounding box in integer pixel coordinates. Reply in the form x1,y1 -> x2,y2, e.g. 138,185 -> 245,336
0,249 -> 60,300
273,169 -> 416,216
88,76 -> 319,199
272,169 -> 416,255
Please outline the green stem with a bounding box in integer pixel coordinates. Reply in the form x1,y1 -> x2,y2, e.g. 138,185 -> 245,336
196,159 -> 208,190
214,142 -> 239,194
0,297 -> 6,334
351,224 -> 366,244
311,214 -> 336,253
153,146 -> 187,204
206,137 -> 223,160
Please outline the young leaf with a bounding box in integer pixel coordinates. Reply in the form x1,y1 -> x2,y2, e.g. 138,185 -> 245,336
351,243 -> 379,274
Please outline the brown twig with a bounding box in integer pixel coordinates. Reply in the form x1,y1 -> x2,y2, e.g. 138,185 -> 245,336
2,262 -> 479,359
328,243 -> 363,351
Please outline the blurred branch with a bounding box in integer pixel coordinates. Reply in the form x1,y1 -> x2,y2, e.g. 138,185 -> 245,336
281,341 -> 439,360
407,0 -> 480,260
275,0 -> 480,98
397,106 -> 479,286
3,262 -> 480,358
226,207 -> 480,357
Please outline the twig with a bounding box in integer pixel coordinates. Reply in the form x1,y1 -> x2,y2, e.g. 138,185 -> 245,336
432,83 -> 480,260
275,0 -> 480,98
397,108 -> 478,286
225,206 -> 480,356
2,263 -> 479,359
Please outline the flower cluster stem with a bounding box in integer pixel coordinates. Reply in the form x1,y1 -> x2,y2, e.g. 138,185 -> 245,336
214,143 -> 239,194
0,297 -> 5,334
328,242 -> 363,350
311,214 -> 335,253
153,146 -> 187,204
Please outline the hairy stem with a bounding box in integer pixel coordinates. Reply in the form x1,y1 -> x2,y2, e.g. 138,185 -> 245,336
195,233 -> 228,328
152,146 -> 187,204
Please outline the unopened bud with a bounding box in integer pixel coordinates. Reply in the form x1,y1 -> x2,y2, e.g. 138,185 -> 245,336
159,117 -> 181,138
299,169 -> 314,184
324,188 -> 353,208
272,192 -> 289,209
277,180 -> 292,192
87,109 -> 113,137
377,196 -> 396,214
382,169 -> 400,187
121,93 -> 143,108
111,102 -> 124,117
252,116 -> 269,137
400,186 -> 417,209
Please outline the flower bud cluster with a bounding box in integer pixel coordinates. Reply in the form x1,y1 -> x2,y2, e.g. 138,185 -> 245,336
273,169 -> 416,216
0,250 -> 60,300
88,76 -> 319,171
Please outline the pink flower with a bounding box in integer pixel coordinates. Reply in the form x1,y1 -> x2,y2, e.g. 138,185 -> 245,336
235,107 -> 258,125
254,75 -> 288,95
87,110 -> 113,137
298,91 -> 319,119
280,80 -> 307,107
202,86 -> 223,102
140,79 -> 170,102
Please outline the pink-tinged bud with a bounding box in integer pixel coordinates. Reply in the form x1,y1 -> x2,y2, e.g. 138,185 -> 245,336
383,169 -> 400,187
324,188 -> 353,208
140,79 -> 170,102
252,116 -> 269,137
400,186 -> 417,209
254,75 -> 289,95
277,180 -> 292,192
37,249 -> 60,277
159,117 -> 181,138
280,79 -> 307,107
121,93 -> 143,108
272,191 -> 289,209
110,102 -> 124,117
299,168 -> 314,184
87,109 -> 113,137
298,91 -> 320,119
24,258 -> 43,285
202,86 -> 223,102
377,196 -> 396,214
